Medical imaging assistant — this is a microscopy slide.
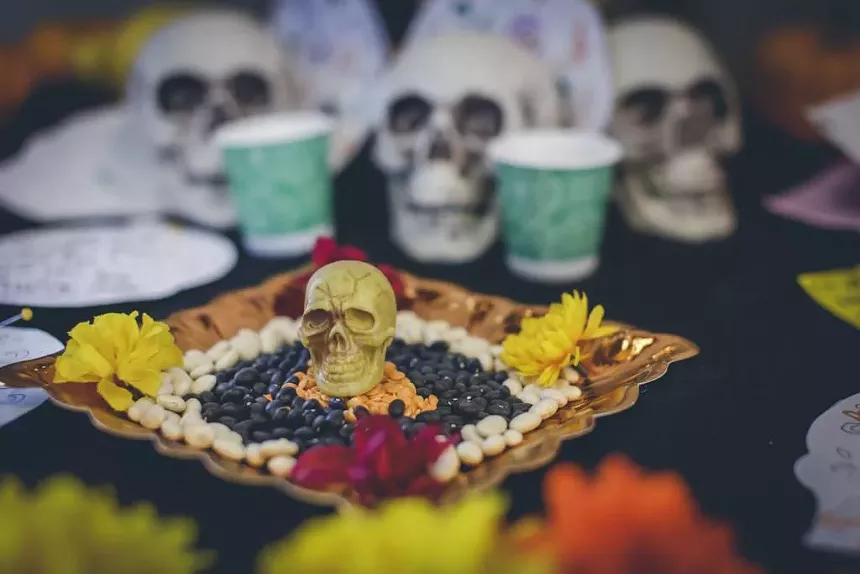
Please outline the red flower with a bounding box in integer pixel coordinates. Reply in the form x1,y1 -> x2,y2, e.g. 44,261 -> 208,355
291,415 -> 453,505
273,237 -> 409,318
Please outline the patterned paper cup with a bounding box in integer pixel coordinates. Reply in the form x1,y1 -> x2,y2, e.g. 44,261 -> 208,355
216,112 -> 334,257
489,130 -> 622,282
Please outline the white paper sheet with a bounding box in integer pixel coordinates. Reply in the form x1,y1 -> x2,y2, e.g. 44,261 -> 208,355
0,221 -> 237,307
808,91 -> 860,165
0,388 -> 49,430
795,392 -> 860,555
0,327 -> 62,430
404,0 -> 614,130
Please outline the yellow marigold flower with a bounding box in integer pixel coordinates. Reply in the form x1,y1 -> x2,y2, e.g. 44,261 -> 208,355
0,475 -> 212,574
500,291 -> 618,387
54,311 -> 183,411
257,493 -> 553,574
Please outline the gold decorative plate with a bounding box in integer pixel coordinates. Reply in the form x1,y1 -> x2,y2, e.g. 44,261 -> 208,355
0,266 -> 698,507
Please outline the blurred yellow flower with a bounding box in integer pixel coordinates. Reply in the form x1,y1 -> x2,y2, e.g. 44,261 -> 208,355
501,291 -> 618,387
258,493 -> 553,574
0,475 -> 211,574
54,311 -> 183,411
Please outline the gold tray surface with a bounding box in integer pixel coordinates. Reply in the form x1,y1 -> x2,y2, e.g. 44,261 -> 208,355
0,267 -> 699,507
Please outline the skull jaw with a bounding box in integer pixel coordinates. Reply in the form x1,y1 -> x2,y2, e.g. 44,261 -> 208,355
311,345 -> 388,398
386,171 -> 498,263
616,170 -> 736,243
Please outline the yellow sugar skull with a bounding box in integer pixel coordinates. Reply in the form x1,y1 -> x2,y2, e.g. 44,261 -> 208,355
298,260 -> 396,397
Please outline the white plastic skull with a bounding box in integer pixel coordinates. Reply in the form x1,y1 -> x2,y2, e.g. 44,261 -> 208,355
373,32 -> 563,263
608,16 -> 741,243
128,10 -> 304,187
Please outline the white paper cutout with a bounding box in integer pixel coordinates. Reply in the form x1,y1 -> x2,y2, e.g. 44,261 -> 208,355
808,90 -> 860,165
0,388 -> 49,430
0,221 -> 237,308
0,327 -> 63,369
271,0 -> 391,165
795,392 -> 860,555
404,0 -> 613,130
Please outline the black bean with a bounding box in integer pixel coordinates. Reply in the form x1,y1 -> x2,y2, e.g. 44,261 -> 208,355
470,374 -> 488,385
312,415 -> 328,432
253,357 -> 270,370
416,410 -> 440,423
305,438 -> 322,450
465,358 -> 482,372
436,407 -> 452,417
271,409 -> 289,423
487,401 -> 512,417
441,390 -> 458,400
255,396 -> 270,406
388,399 -> 406,418
219,416 -> 237,428
265,400 -> 285,414
456,401 -> 480,417
202,401 -> 220,412
269,370 -> 286,386
252,431 -> 271,443
422,373 -> 439,383
417,387 -> 434,398
250,403 -> 266,415
291,397 -> 305,410
420,365 -> 436,375
279,360 -> 296,372
233,420 -> 255,434
234,367 -> 259,385
250,413 -> 268,425
328,398 -> 347,411
453,382 -> 467,393
294,427 -> 315,441
499,386 -> 511,398
339,423 -> 355,439
271,428 -> 293,440
353,406 -> 370,419
322,436 -> 344,446
215,371 -> 233,384
276,388 -> 296,403
304,412 -> 317,426
198,391 -> 216,404
429,341 -> 448,352
485,390 -> 502,401
433,379 -> 451,393
437,369 -> 456,379
454,372 -> 471,385
286,409 -> 305,429
325,410 -> 345,426
221,402 -> 242,416
303,399 -> 321,412
221,388 -> 244,403
267,383 -> 281,395
493,372 -> 509,383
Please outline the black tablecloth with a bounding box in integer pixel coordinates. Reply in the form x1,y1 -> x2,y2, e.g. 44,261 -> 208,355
0,81 -> 858,574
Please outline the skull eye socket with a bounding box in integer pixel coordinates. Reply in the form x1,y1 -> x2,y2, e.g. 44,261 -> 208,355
157,73 -> 208,113
619,87 -> 668,126
344,308 -> 376,331
228,71 -> 272,107
388,94 -> 432,134
455,95 -> 504,140
686,77 -> 728,121
303,309 -> 332,332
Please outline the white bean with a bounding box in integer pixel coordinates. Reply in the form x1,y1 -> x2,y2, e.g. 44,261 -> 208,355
222,431 -> 244,445
532,399 -> 559,420
260,439 -> 299,458
127,398 -> 154,422
561,366 -> 581,384
213,439 -> 246,462
493,358 -> 507,371
189,362 -> 214,379
245,444 -> 265,467
184,424 -> 215,449
214,348 -> 240,370
423,326 -> 447,345
456,441 -> 484,466
207,423 -> 233,441
267,317 -> 298,344
141,404 -> 166,430
191,374 -> 216,395
185,398 -> 202,413
540,388 -> 568,408
459,424 -> 482,445
206,340 -> 231,361
446,327 -> 469,342
183,350 -> 211,373
160,419 -> 183,441
476,415 -> 507,437
559,384 -> 583,402
169,367 -> 193,396
503,429 -> 523,447
478,353 -> 494,372
489,344 -> 504,357
163,411 -> 181,425
231,328 -> 262,361
157,395 -> 186,413
259,327 -> 283,354
429,446 -> 460,482
158,373 -> 174,396
503,378 -> 523,396
268,455 -> 297,478
517,390 -> 541,405
181,410 -> 203,427
510,412 -> 542,434
481,435 -> 506,457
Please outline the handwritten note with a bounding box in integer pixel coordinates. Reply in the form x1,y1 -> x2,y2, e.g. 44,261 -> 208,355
0,326 -> 62,429
0,388 -> 49,430
795,392 -> 860,554
0,222 -> 237,307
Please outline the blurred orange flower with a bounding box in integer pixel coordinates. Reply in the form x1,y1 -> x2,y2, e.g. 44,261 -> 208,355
521,456 -> 762,574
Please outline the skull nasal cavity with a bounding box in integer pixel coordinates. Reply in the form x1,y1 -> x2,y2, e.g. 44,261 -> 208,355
429,134 -> 453,160
207,105 -> 232,134
329,322 -> 351,351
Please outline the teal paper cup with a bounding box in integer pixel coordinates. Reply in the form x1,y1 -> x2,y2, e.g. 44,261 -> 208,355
488,130 -> 622,282
216,112 -> 334,257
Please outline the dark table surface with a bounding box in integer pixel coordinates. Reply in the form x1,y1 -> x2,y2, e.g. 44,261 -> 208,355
0,80 -> 858,574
